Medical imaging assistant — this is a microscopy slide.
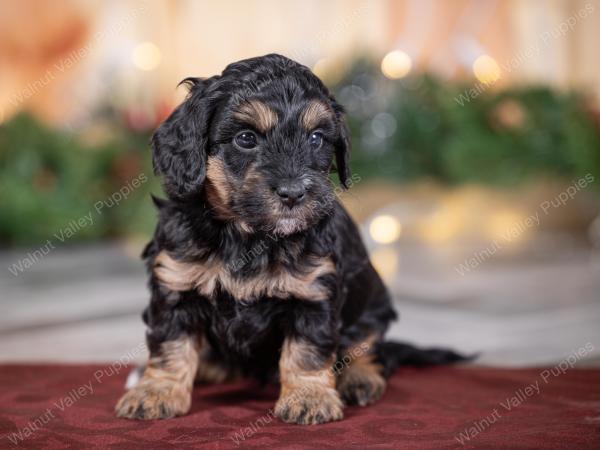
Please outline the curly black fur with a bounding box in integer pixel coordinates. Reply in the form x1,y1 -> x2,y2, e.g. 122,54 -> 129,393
126,54 -> 467,422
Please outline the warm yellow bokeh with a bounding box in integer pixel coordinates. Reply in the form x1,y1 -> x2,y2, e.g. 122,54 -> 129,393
370,215 -> 402,244
473,54 -> 501,85
132,42 -> 162,71
486,210 -> 527,242
381,50 -> 412,79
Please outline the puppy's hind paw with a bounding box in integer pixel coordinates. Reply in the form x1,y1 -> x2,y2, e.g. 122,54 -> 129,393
337,367 -> 386,406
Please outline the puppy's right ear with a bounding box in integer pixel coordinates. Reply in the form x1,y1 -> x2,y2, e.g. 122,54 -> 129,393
151,77 -> 218,201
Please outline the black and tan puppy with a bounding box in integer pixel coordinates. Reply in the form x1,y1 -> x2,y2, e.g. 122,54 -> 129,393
115,54 -> 465,425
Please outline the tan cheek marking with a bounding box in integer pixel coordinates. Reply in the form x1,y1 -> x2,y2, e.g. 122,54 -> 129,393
206,157 -> 234,220
301,100 -> 333,131
233,100 -> 278,133
154,251 -> 334,302
206,157 -> 253,232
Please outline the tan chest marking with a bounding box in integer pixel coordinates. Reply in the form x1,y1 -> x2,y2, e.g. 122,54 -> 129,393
154,251 -> 334,301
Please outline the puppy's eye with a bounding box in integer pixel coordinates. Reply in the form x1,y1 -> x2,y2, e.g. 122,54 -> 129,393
234,131 -> 258,150
308,131 -> 324,150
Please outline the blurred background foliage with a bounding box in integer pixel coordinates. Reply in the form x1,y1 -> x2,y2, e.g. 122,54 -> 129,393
1,59 -> 599,245
338,60 -> 600,186
0,114 -> 158,245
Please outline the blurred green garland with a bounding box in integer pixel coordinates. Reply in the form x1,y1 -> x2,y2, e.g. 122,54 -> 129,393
335,59 -> 600,186
1,59 -> 599,245
0,114 -> 158,246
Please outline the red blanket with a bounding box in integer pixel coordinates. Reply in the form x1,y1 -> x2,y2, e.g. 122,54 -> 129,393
1,365 -> 599,449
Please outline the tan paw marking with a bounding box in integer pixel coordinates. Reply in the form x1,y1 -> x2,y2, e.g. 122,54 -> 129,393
115,382 -> 191,420
276,338 -> 343,425
115,336 -> 198,420
275,385 -> 343,425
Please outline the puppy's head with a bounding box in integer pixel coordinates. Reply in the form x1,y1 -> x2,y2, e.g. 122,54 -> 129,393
152,54 -> 351,235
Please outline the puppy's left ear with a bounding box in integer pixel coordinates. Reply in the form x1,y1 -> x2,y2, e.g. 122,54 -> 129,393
152,77 -> 218,200
334,110 -> 352,189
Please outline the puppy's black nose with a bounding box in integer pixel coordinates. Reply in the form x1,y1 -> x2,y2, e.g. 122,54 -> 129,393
276,182 -> 306,208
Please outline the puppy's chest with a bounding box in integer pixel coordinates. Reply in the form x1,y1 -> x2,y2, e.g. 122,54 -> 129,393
154,250 -> 334,302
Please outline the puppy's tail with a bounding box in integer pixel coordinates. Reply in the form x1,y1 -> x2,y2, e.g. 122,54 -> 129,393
375,341 -> 475,378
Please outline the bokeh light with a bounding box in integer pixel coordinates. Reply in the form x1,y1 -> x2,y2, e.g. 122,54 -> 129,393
420,207 -> 464,244
370,214 -> 402,244
486,210 -> 527,242
371,112 -> 397,139
381,50 -> 412,79
132,42 -> 162,71
473,54 -> 501,84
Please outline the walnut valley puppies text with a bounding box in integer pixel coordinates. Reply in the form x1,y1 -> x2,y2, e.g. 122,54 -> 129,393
455,342 -> 595,445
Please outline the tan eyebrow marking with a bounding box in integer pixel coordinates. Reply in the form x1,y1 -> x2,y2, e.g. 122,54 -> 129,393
301,100 -> 333,130
233,100 -> 278,133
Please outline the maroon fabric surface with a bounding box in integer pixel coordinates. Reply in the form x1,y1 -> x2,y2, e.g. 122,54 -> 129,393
0,365 -> 599,449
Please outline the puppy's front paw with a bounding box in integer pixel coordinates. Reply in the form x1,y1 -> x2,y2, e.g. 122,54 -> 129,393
115,382 -> 191,420
275,386 -> 343,425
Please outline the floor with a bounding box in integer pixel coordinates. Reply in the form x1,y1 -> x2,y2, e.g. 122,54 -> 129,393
3,364 -> 599,449
2,233 -> 599,368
